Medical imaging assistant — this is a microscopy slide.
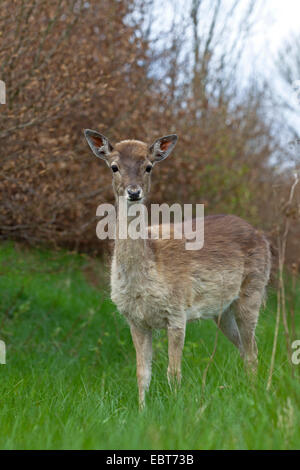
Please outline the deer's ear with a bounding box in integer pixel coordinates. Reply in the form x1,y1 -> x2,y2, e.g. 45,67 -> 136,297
149,134 -> 178,163
84,129 -> 113,161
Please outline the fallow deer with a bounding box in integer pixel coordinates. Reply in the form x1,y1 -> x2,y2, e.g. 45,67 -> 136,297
84,129 -> 271,408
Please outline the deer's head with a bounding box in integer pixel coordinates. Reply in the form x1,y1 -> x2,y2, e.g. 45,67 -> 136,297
84,130 -> 177,202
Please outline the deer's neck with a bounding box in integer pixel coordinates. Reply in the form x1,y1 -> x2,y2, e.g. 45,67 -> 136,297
113,203 -> 153,273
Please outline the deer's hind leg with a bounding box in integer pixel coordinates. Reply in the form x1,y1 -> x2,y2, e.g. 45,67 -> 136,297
213,306 -> 244,357
234,277 -> 266,371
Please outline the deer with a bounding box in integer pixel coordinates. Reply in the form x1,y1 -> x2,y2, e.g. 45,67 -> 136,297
84,129 -> 271,408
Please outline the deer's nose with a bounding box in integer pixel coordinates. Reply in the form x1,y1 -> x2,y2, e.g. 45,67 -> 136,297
127,185 -> 142,201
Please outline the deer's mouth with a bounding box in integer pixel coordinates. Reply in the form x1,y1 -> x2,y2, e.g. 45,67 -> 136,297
128,194 -> 142,202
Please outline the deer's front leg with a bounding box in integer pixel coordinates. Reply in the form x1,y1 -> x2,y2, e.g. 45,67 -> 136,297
167,325 -> 186,390
130,323 -> 152,409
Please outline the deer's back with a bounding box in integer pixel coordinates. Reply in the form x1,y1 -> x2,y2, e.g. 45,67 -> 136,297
151,214 -> 270,278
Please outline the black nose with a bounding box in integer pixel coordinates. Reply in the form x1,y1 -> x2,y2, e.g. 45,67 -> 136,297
127,186 -> 141,201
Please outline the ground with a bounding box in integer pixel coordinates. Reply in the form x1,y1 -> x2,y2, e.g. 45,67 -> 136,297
0,241 -> 299,450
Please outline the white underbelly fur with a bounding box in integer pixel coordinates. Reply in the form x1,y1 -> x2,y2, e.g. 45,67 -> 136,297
186,297 -> 239,321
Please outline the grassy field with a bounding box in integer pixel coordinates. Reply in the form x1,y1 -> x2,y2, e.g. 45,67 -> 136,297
0,241 -> 299,450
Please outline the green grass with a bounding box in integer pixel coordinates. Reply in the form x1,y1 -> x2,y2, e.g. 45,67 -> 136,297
0,240 -> 299,450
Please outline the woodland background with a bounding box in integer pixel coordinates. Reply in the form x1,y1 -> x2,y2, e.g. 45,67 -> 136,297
0,0 -> 300,267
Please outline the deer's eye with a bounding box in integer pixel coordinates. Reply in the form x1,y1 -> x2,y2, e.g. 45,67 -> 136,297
145,164 -> 152,173
111,164 -> 119,173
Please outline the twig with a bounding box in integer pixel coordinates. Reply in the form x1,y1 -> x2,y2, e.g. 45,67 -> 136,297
267,172 -> 299,389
